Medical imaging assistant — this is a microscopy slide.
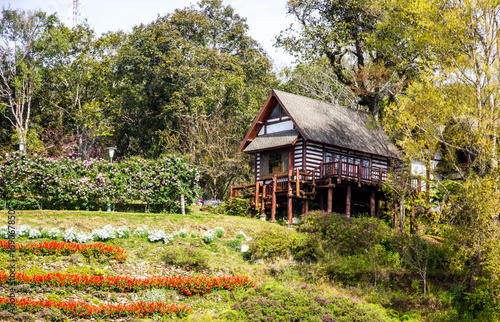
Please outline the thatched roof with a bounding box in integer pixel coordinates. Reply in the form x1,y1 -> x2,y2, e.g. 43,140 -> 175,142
243,129 -> 298,153
239,90 -> 397,158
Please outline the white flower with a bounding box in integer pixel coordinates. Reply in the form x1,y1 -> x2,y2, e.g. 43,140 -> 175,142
28,228 -> 41,239
92,225 -> 116,241
75,231 -> 94,243
45,228 -> 61,239
17,225 -> 31,238
63,227 -> 77,242
148,229 -> 167,243
0,226 -> 8,239
202,229 -> 216,244
116,226 -> 130,238
133,226 -> 149,238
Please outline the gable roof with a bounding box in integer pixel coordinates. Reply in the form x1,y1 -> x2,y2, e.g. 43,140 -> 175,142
243,129 -> 298,153
238,89 -> 397,158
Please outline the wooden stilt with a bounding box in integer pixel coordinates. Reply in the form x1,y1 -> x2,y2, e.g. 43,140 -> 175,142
255,182 -> 260,211
271,176 -> 277,222
327,187 -> 333,213
346,183 -> 351,218
260,185 -> 266,218
296,168 -> 300,197
370,188 -> 376,218
287,197 -> 293,226
304,199 -> 309,214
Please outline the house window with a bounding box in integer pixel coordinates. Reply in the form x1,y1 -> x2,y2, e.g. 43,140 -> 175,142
269,103 -> 283,119
261,151 -> 289,177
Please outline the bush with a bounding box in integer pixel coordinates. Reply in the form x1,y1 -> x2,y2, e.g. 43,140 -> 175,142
214,227 -> 225,238
225,283 -> 395,321
300,210 -> 392,255
162,243 -> 210,271
248,227 -> 305,260
41,228 -> 61,240
222,197 -> 252,217
202,230 -> 216,244
133,226 -> 149,238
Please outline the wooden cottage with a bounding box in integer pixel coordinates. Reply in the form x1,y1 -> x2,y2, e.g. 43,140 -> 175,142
231,90 -> 401,224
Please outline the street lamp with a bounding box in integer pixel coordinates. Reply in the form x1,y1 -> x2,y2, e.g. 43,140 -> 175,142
19,141 -> 25,153
107,147 -> 116,212
107,147 -> 116,163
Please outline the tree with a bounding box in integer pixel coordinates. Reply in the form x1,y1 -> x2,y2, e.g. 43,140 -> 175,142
383,0 -> 500,307
115,0 -> 277,197
276,0 -> 419,120
0,9 -> 58,149
279,57 -> 358,107
43,23 -> 121,160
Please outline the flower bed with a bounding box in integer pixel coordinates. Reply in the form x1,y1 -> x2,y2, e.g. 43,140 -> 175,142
0,296 -> 191,319
0,240 -> 127,262
0,271 -> 255,295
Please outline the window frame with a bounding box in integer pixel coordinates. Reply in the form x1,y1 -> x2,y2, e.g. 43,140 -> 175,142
260,149 -> 290,179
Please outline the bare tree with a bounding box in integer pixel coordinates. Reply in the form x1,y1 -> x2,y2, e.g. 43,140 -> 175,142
0,9 -> 56,147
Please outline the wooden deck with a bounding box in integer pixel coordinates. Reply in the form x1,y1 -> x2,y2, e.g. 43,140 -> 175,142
230,160 -> 423,225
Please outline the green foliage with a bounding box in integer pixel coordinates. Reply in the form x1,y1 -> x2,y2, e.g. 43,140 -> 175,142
300,210 -> 392,256
162,243 -> 210,271
221,198 -> 253,217
452,277 -> 500,322
224,283 -> 396,321
0,153 -> 200,212
247,227 -> 305,260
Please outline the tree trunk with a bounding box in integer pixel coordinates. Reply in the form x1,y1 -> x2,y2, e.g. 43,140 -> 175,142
181,193 -> 185,216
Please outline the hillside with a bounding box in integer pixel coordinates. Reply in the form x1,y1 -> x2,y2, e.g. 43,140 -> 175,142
0,208 -> 461,321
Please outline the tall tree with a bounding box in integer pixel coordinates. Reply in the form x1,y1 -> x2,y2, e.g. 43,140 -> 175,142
116,0 -> 277,197
42,23 -> 122,160
276,0 -> 422,120
0,9 -> 58,149
384,0 -> 500,309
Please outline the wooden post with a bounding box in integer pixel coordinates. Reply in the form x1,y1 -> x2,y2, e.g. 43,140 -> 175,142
338,158 -> 343,183
230,186 -> 233,199
287,197 -> 293,226
296,168 -> 300,197
393,201 -> 398,230
358,163 -> 362,185
304,199 -> 309,214
260,185 -> 266,218
370,188 -> 376,218
271,176 -> 277,222
255,182 -> 260,211
327,186 -> 333,212
346,183 -> 351,218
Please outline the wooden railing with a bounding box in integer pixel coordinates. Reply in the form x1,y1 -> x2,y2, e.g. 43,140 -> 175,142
316,161 -> 388,184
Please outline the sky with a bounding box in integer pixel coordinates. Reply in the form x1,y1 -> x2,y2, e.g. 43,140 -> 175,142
2,0 -> 298,69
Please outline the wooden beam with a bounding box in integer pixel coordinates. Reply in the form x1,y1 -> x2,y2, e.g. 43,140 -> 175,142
327,187 -> 333,213
255,182 -> 260,211
304,199 -> 309,214
260,185 -> 266,218
346,183 -> 351,218
296,168 -> 300,197
271,176 -> 277,222
287,197 -> 293,226
370,188 -> 376,218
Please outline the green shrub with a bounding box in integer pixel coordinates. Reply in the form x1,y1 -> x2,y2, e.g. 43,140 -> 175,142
224,283 -> 395,321
162,243 -> 210,271
300,210 -> 392,255
214,227 -> 224,238
248,227 -> 306,260
222,197 -> 252,217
